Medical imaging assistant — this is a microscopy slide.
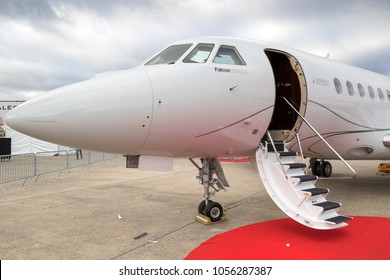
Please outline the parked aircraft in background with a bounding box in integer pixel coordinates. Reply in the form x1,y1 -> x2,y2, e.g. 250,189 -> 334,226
6,37 -> 390,230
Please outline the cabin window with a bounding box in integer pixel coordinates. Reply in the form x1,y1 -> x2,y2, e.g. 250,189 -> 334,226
346,81 -> 354,96
368,86 -> 375,100
378,88 -> 384,101
213,45 -> 246,65
183,43 -> 215,63
145,44 -> 192,65
334,78 -> 342,94
357,83 -> 365,98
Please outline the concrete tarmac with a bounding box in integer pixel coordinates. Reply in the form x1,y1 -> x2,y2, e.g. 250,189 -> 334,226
0,158 -> 389,259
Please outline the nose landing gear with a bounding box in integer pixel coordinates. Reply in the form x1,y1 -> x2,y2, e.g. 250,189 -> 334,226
189,158 -> 229,224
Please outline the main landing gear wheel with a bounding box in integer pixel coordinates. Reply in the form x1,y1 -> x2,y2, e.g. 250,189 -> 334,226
312,161 -> 322,176
321,161 -> 332,177
311,160 -> 332,177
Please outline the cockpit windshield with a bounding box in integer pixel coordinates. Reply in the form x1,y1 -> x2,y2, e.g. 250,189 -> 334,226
213,45 -> 246,65
183,44 -> 215,63
145,44 -> 192,65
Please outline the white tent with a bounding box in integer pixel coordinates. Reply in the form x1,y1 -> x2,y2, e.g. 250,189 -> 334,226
0,96 -> 63,155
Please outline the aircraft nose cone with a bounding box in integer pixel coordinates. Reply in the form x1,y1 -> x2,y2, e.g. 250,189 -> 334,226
6,68 -> 153,154
5,94 -> 59,135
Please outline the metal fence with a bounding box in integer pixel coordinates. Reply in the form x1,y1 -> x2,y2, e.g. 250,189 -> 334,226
0,150 -> 120,194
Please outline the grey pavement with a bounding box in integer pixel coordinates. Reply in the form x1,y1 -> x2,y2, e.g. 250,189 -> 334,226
0,158 -> 389,259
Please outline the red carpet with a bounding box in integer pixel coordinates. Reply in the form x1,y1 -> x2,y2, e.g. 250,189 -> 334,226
185,216 -> 390,260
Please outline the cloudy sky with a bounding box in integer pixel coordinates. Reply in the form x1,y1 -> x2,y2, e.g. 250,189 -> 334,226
0,0 -> 389,99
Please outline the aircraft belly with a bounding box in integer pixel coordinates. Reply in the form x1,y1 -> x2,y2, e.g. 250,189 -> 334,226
140,106 -> 274,157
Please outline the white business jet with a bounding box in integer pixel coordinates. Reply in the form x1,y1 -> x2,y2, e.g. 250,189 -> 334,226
5,37 -> 390,230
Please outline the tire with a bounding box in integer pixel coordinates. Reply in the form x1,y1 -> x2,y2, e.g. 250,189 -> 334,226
321,161 -> 332,177
198,200 -> 213,214
312,161 -> 322,176
204,201 -> 223,222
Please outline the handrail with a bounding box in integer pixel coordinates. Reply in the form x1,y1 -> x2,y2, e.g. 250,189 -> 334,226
295,132 -> 305,165
283,97 -> 357,178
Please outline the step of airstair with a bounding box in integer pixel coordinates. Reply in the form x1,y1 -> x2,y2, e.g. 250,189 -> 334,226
301,187 -> 329,196
256,140 -> 352,230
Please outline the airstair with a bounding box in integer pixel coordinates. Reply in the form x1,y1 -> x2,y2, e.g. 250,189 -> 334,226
256,98 -> 354,230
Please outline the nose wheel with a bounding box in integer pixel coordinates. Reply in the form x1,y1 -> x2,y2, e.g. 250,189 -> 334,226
198,200 -> 224,222
190,158 -> 229,224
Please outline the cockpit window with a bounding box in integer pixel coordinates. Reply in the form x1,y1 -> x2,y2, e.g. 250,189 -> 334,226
213,45 -> 246,65
183,43 -> 215,63
145,44 -> 192,65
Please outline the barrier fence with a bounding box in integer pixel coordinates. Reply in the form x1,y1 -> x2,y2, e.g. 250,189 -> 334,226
0,150 -> 120,194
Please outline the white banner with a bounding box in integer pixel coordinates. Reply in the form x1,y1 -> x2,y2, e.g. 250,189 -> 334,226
1,260 -> 388,280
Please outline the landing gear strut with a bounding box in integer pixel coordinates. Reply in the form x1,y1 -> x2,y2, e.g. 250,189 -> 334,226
190,158 -> 229,223
311,159 -> 332,177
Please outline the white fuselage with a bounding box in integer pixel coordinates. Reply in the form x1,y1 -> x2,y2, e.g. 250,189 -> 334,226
5,37 -> 390,160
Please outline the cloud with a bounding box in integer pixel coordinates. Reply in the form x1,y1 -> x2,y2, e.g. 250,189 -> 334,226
0,0 -> 389,97
0,0 -> 58,21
